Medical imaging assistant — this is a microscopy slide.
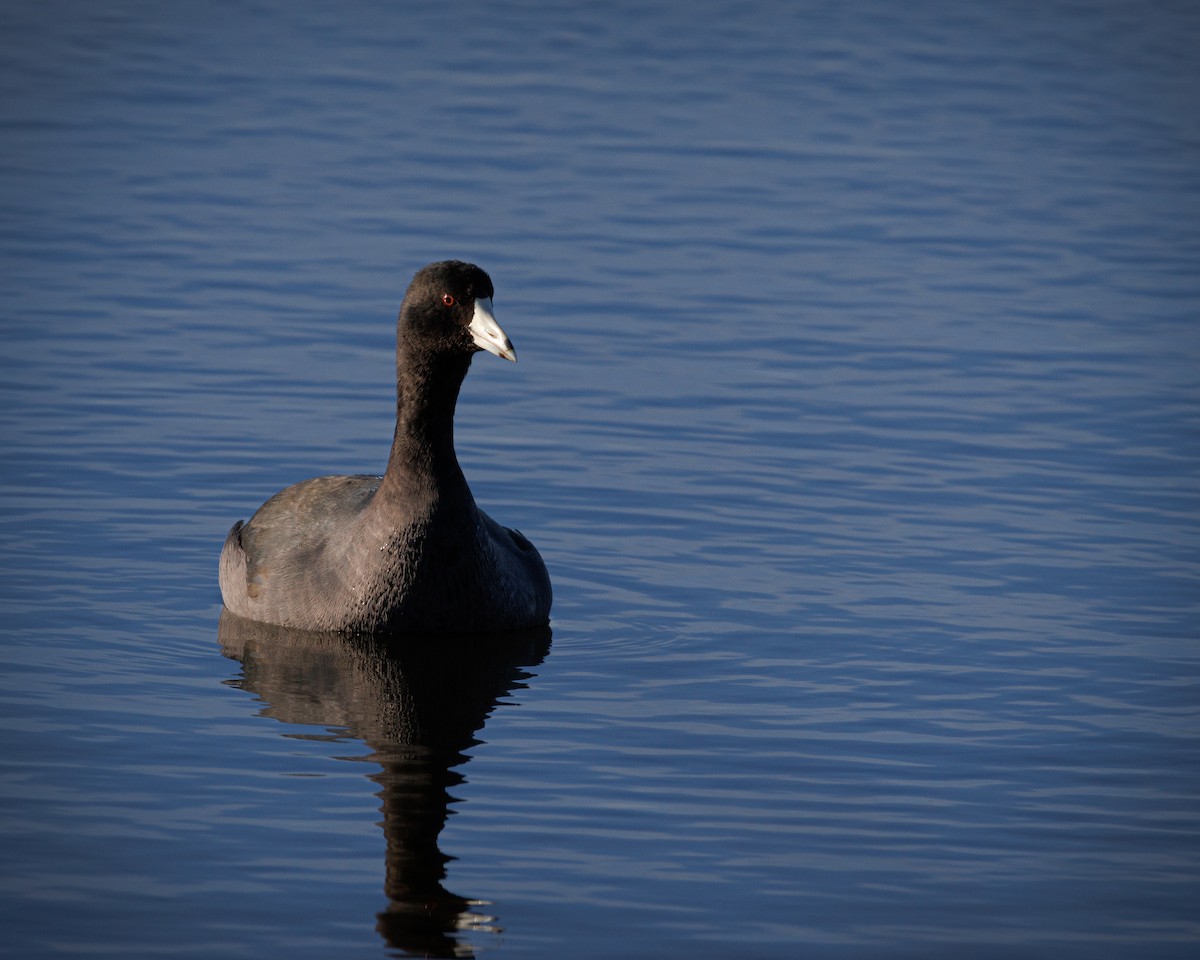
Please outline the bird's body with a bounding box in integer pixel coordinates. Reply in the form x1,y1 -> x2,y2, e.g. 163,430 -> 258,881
218,261 -> 552,634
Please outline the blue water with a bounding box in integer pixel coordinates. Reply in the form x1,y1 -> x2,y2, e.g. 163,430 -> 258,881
2,1 -> 1199,957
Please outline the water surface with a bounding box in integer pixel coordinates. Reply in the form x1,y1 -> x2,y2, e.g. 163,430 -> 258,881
1,1 -> 1198,957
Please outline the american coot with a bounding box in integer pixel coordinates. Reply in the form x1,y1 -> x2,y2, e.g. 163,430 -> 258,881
219,261 -> 552,634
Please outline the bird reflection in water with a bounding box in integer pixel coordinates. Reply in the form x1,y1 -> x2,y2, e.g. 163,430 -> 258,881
218,610 -> 552,958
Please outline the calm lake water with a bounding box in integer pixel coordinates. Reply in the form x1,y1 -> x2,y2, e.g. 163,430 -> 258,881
2,1 -> 1199,957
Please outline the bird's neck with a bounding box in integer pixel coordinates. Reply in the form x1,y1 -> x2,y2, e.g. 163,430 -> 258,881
376,348 -> 474,507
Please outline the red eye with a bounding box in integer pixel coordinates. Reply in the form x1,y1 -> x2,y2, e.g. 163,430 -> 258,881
441,294 -> 456,307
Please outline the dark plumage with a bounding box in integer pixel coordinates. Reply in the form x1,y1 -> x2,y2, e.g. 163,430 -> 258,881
219,261 -> 552,634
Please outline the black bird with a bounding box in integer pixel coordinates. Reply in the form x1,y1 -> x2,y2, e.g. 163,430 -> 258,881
219,261 -> 552,634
